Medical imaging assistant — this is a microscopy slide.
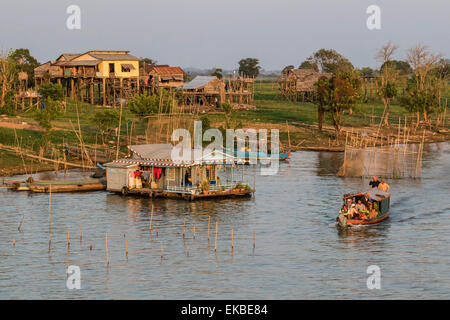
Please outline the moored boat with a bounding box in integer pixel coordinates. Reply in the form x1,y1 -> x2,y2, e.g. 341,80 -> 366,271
337,190 -> 391,227
27,179 -> 106,193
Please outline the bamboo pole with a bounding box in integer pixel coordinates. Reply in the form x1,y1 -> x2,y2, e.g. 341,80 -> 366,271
253,231 -> 255,249
193,225 -> 196,239
18,214 -> 24,232
149,204 -> 154,233
214,222 -> 218,252
79,224 -> 82,241
116,103 -> 123,161
183,217 -> 186,238
48,185 -> 52,248
160,243 -> 163,259
231,229 -> 234,250
125,239 -> 128,258
67,231 -> 70,248
13,239 -> 15,248
105,232 -> 109,266
207,216 -> 210,241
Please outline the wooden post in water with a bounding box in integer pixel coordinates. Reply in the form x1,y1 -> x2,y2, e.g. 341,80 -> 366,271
105,232 -> 109,266
193,225 -> 196,239
214,222 -> 218,252
79,224 -> 82,241
207,216 -> 211,241
13,239 -> 15,248
183,217 -> 186,238
253,231 -> 255,249
125,239 -> 128,258
48,185 -> 52,249
160,243 -> 163,259
67,232 -> 70,248
231,229 -> 234,250
149,204 -> 154,233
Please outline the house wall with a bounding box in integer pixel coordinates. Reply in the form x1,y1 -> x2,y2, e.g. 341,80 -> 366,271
98,60 -> 139,78
106,165 -> 138,191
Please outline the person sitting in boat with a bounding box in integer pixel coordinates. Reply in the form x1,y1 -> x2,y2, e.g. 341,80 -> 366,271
340,204 -> 349,214
368,202 -> 378,219
347,203 -> 358,219
355,199 -> 367,212
378,179 -> 390,192
369,176 -> 380,188
346,198 -> 353,209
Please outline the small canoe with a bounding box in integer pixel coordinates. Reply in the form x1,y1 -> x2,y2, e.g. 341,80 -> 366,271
337,189 -> 391,227
27,179 -> 106,193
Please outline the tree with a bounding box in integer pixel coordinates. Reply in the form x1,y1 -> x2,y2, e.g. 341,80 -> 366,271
92,109 -> 120,144
404,44 -> 443,127
376,42 -> 399,126
38,82 -> 64,101
314,76 -> 332,131
238,58 -> 260,78
330,73 -> 361,136
400,75 -> 441,128
304,49 -> 353,74
0,50 -> 17,109
380,60 -> 412,76
298,60 -> 318,72
314,73 -> 361,136
9,49 -> 39,83
432,58 -> 450,80
359,67 -> 375,78
210,68 -> 223,79
139,58 -> 157,68
128,92 -> 160,116
129,90 -> 175,117
221,102 -> 234,129
32,98 -> 63,146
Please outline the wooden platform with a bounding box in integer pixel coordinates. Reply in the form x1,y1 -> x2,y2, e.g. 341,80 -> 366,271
118,187 -> 254,201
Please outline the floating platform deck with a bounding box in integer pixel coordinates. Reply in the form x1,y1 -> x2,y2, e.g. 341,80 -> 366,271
118,187 -> 254,201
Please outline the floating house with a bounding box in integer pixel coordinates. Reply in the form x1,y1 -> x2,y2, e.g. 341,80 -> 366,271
105,144 -> 254,200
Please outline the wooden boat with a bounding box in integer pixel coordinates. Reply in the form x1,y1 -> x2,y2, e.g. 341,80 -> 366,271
337,190 -> 391,227
27,179 -> 106,193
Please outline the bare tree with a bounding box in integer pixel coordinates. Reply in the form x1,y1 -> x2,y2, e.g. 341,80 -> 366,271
376,41 -> 398,126
406,44 -> 442,92
0,50 -> 17,109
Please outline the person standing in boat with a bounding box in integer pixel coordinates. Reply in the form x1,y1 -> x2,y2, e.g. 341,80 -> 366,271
378,179 -> 390,192
369,176 -> 380,188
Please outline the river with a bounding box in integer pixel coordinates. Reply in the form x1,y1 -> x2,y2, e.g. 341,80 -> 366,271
1,142 -> 449,299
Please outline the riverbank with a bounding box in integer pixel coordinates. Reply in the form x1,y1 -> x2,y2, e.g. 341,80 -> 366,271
0,81 -> 448,176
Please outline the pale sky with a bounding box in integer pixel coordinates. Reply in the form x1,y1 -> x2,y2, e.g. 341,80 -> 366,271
0,0 -> 448,70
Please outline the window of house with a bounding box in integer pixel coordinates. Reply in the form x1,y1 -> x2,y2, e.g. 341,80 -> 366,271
121,65 -> 131,73
109,63 -> 115,73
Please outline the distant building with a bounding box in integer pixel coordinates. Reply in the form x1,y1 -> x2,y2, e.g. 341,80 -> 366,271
34,50 -> 140,106
146,65 -> 185,88
278,68 -> 332,102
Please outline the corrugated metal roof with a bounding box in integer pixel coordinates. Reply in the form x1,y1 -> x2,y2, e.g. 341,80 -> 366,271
89,53 -> 139,61
183,76 -> 217,90
150,66 -> 184,75
129,144 -> 174,160
55,60 -> 100,67
127,144 -> 243,165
